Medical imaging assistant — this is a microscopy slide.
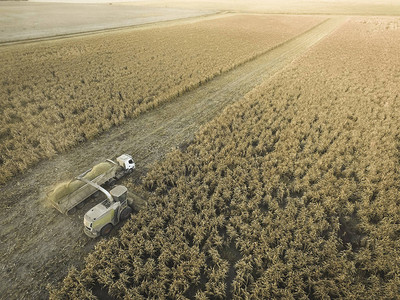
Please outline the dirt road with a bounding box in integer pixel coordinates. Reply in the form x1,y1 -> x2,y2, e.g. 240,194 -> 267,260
0,16 -> 346,299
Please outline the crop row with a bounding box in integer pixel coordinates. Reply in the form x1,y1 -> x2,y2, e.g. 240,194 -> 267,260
50,17 -> 400,299
0,14 -> 324,185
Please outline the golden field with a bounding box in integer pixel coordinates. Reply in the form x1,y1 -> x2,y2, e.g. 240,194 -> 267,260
127,0 -> 400,15
50,17 -> 400,299
0,14 -> 324,185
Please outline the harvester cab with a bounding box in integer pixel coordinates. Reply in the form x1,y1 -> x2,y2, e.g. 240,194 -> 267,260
77,174 -> 133,238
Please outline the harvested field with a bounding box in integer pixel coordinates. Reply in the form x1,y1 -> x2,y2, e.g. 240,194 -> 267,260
0,1 -> 216,43
0,14 -> 324,185
129,0 -> 400,16
50,17 -> 400,299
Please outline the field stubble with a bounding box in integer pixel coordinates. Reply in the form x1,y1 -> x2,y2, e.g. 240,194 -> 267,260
51,17 -> 400,299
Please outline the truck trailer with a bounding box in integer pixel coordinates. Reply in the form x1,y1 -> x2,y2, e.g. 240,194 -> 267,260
48,154 -> 135,215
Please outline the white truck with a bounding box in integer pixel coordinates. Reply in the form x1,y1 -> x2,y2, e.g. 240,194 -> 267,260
48,154 -> 135,215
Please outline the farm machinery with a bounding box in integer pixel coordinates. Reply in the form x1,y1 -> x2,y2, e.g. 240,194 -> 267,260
80,178 -> 134,238
48,154 -> 140,237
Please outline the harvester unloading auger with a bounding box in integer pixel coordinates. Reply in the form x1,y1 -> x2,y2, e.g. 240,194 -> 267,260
48,154 -> 135,215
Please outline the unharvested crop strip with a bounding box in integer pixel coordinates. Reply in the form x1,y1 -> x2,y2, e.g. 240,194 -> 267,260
0,14 -> 324,185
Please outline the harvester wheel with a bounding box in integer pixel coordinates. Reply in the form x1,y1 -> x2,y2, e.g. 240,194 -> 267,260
120,207 -> 132,220
100,223 -> 113,236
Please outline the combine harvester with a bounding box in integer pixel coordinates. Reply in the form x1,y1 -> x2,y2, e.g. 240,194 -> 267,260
48,154 -> 143,237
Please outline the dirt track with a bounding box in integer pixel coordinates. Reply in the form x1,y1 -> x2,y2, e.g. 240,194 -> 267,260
0,16 -> 346,299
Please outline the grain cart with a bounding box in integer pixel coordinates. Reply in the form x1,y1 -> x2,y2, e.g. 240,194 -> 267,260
79,176 -> 133,238
48,154 -> 135,215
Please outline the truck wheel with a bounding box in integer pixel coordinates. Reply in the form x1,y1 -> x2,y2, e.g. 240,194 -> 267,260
120,207 -> 132,221
100,223 -> 113,236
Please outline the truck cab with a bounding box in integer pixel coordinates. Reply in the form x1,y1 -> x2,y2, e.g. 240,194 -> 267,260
84,185 -> 132,238
116,154 -> 135,171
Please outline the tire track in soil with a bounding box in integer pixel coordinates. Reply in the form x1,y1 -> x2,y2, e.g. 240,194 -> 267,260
0,16 -> 346,299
